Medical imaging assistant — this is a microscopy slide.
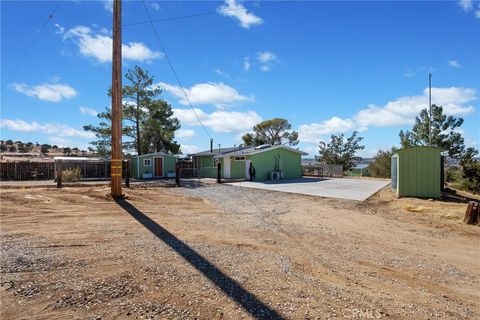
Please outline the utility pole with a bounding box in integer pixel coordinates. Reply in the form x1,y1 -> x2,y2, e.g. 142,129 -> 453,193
111,0 -> 123,197
429,73 -> 432,147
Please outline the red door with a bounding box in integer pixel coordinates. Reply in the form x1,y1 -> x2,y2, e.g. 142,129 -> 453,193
154,158 -> 163,177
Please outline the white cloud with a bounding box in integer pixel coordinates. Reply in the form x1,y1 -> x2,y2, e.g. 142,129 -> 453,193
404,69 -> 415,78
79,107 -> 99,116
156,82 -> 254,107
217,0 -> 263,29
13,82 -> 77,102
447,60 -> 461,68
62,25 -> 162,63
103,0 -> 113,12
173,108 -> 262,133
54,23 -> 64,34
0,119 -> 95,139
257,51 -> 277,64
213,68 -> 230,78
354,87 -> 476,129
150,2 -> 161,11
457,0 -> 480,18
298,117 -> 355,144
176,129 -> 196,139
458,0 -> 473,11
180,145 -> 200,155
243,56 -> 251,71
257,51 -> 278,71
298,87 -> 477,144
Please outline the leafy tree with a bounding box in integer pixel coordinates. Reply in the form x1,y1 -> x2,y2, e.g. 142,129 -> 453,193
8,145 -> 16,152
123,65 -> 161,155
140,100 -> 181,154
0,144 -> 7,152
63,147 -> 71,155
5,140 -> 13,145
318,131 -> 365,172
368,147 -> 399,177
52,145 -> 58,149
84,66 -> 180,156
399,105 -> 465,158
242,118 -> 299,146
40,144 -> 51,155
459,147 -> 480,193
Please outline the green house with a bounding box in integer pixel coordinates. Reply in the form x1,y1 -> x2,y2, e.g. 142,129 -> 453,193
191,145 -> 308,181
130,152 -> 177,179
391,146 -> 443,198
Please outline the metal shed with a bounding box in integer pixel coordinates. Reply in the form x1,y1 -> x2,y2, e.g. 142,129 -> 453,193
391,146 -> 443,198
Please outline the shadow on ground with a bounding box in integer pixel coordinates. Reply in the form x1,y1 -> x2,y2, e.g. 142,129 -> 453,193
116,199 -> 283,320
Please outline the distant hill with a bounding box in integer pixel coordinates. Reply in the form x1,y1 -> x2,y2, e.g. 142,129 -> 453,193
0,140 -> 92,159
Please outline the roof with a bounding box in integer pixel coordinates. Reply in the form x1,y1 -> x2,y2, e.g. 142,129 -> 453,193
131,151 -> 177,158
213,145 -> 308,158
190,146 -> 250,157
394,146 -> 445,157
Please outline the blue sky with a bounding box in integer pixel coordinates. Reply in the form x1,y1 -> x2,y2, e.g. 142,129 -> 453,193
1,0 -> 479,157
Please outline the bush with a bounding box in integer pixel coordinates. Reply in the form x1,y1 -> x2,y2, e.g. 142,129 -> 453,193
62,167 -> 82,182
445,166 -> 462,183
368,147 -> 398,177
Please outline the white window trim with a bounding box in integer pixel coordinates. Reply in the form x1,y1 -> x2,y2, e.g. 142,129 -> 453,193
234,156 -> 246,161
144,159 -> 152,166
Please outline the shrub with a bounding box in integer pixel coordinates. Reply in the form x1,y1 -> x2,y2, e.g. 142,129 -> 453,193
445,166 -> 462,183
62,167 -> 82,182
368,147 -> 399,177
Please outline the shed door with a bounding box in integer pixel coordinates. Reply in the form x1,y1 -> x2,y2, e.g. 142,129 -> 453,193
154,158 -> 163,177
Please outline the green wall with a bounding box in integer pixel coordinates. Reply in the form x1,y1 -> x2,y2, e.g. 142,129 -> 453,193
397,147 -> 442,198
249,148 -> 302,181
194,155 -> 218,178
130,153 -> 177,178
230,159 -> 246,179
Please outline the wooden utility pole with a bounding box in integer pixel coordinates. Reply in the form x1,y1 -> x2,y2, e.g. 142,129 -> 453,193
111,0 -> 123,197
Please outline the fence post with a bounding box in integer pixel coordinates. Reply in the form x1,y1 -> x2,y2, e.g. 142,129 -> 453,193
56,160 -> 63,188
175,163 -> 180,186
217,162 -> 221,183
125,160 -> 130,188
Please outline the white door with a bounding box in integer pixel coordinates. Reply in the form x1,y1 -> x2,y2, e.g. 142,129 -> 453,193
245,160 -> 251,180
224,157 -> 231,179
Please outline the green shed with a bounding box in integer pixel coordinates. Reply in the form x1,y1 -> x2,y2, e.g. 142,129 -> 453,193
130,152 -> 177,179
391,146 -> 443,198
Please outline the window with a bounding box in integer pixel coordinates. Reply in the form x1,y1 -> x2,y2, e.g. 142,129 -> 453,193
234,156 -> 245,161
144,159 -> 152,166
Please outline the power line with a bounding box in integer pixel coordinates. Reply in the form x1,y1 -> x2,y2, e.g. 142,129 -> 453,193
125,1 -> 297,27
141,1 -> 217,144
1,2 -> 61,93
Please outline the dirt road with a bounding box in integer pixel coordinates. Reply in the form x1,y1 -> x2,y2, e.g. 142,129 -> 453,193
1,184 -> 478,319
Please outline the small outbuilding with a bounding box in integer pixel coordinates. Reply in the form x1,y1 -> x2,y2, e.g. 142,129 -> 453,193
130,152 -> 177,179
391,146 -> 443,198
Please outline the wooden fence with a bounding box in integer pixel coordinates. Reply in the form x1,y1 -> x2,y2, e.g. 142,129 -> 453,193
1,160 -> 129,181
0,161 -> 55,180
302,163 -> 343,178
